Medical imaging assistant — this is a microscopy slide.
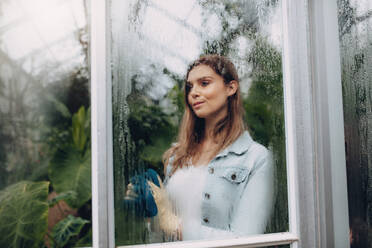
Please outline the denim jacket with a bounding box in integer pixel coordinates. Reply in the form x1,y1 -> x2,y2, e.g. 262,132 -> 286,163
164,131 -> 274,238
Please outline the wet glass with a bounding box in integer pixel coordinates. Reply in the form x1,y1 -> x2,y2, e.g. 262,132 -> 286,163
0,0 -> 91,247
337,0 -> 372,247
112,0 -> 288,245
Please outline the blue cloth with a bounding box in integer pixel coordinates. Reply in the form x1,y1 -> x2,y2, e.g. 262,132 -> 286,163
164,131 -> 274,238
123,168 -> 160,218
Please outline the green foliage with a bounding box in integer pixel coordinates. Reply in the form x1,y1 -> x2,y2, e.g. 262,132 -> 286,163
128,102 -> 177,168
245,37 -> 283,146
140,131 -> 174,164
45,94 -> 72,119
244,102 -> 273,146
163,67 -> 185,124
39,71 -> 90,157
0,181 -> 49,248
72,106 -> 90,152
0,27 -> 90,246
50,215 -> 89,248
48,191 -> 77,208
244,37 -> 288,233
49,106 -> 91,208
167,84 -> 185,121
75,228 -> 92,247
49,146 -> 91,209
66,70 -> 90,114
0,115 -> 10,190
126,68 -> 182,170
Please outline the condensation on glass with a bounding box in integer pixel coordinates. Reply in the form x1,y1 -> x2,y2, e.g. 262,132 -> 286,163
0,0 -> 91,247
337,0 -> 372,247
111,0 -> 288,245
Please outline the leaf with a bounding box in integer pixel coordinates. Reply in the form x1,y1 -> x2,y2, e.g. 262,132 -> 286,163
140,133 -> 174,164
49,147 -> 91,208
72,106 -> 88,152
84,107 -> 91,130
75,228 -> 92,246
45,94 -> 71,119
51,215 -> 89,248
28,158 -> 49,182
0,181 -> 49,248
48,191 -> 77,208
244,101 -> 273,147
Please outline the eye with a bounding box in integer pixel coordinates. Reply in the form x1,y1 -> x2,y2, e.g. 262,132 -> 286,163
186,83 -> 193,89
201,81 -> 209,87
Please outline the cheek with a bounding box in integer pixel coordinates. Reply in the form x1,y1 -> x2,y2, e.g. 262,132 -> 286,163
204,87 -> 224,102
207,90 -> 229,109
202,87 -> 217,99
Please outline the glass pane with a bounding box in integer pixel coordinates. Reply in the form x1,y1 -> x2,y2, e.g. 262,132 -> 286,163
337,0 -> 372,247
112,0 -> 288,245
0,0 -> 91,247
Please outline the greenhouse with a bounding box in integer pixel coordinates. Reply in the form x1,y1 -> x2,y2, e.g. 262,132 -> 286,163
0,0 -> 371,247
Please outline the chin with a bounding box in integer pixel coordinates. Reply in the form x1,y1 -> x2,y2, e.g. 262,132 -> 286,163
193,110 -> 207,119
195,111 -> 212,119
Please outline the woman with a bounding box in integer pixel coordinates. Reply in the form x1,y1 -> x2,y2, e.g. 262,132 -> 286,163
149,54 -> 274,241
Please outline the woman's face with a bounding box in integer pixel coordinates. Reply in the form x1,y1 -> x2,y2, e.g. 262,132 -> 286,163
186,64 -> 236,121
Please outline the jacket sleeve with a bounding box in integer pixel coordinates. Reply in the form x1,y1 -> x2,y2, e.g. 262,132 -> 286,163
200,148 -> 274,238
163,157 -> 174,186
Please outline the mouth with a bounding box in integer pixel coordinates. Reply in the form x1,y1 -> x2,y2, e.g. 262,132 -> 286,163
193,101 -> 204,108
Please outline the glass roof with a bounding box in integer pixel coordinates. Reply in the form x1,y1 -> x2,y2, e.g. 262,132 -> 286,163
0,0 -> 87,81
0,0 -> 284,85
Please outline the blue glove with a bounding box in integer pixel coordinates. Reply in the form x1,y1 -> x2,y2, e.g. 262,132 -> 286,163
123,169 -> 160,218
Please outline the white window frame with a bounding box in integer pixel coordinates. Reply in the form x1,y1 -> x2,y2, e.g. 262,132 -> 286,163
90,0 -> 350,247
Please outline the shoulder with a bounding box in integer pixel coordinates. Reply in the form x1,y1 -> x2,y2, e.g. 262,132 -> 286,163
246,141 -> 273,175
229,131 -> 272,171
230,131 -> 271,162
248,142 -> 271,160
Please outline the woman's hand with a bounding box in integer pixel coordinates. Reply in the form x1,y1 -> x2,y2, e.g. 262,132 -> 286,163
148,176 -> 182,240
124,183 -> 138,200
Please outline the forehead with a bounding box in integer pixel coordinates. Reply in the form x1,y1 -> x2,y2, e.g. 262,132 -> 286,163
187,64 -> 219,82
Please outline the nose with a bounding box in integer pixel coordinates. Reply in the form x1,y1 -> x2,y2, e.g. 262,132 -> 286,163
189,85 -> 200,99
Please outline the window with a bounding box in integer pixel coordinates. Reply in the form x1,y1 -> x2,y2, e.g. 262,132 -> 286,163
91,0 -> 322,247
337,0 -> 372,247
110,0 -> 288,246
91,0 -> 353,247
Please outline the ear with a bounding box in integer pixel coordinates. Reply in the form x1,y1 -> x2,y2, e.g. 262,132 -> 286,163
226,80 -> 238,96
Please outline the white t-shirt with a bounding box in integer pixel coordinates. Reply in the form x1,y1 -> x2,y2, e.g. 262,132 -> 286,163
166,165 -> 208,241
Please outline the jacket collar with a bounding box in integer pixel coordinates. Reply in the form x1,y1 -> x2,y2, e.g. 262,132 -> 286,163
215,131 -> 254,158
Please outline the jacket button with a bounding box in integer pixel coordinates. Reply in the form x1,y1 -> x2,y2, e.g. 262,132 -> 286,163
231,174 -> 236,180
203,218 -> 209,223
205,193 -> 210,199
209,168 -> 214,174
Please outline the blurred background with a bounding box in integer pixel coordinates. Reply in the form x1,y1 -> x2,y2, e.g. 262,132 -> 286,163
0,0 -> 91,247
1,0 -> 370,247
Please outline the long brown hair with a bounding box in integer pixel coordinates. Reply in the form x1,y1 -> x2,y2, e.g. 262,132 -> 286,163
163,54 -> 246,174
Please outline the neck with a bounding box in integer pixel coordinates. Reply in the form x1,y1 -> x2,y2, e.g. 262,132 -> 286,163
193,111 -> 227,165
204,108 -> 228,141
